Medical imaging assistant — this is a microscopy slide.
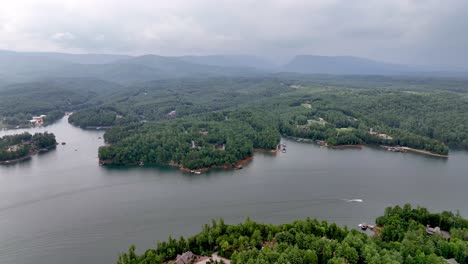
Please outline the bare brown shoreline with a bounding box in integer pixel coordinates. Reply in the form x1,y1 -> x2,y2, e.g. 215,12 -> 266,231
399,147 -> 448,158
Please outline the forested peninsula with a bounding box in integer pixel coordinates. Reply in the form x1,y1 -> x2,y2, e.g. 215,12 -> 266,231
0,132 -> 57,164
99,111 -> 279,169
3,75 -> 467,167
117,205 -> 468,264
87,76 -> 468,169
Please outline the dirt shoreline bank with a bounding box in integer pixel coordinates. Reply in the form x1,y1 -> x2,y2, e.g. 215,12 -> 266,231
399,147 -> 448,158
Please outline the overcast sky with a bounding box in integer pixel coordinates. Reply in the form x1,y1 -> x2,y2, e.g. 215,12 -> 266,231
1,0 -> 467,68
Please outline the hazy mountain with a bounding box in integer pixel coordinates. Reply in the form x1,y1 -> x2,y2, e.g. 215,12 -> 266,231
282,55 -> 468,77
281,55 -> 421,75
0,50 -> 131,64
44,55 -> 262,84
0,50 -> 132,83
179,55 -> 274,70
0,51 -> 264,84
1,50 -> 467,85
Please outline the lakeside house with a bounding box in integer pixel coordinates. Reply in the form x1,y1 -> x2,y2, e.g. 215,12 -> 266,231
369,128 -> 393,140
426,225 -> 451,240
173,251 -> 230,264
168,110 -> 177,118
7,145 -> 19,152
174,251 -> 196,264
29,115 -> 46,127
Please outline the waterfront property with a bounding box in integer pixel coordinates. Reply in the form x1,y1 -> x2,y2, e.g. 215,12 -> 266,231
29,115 -> 46,127
426,225 -> 451,240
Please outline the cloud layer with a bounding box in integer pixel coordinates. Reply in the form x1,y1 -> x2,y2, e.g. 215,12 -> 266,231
1,0 -> 467,68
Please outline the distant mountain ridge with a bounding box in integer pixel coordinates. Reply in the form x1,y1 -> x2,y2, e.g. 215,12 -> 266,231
1,50 -> 466,85
0,51 -> 264,84
179,55 -> 275,70
0,50 -> 131,64
281,55 -> 468,77
282,55 -> 419,75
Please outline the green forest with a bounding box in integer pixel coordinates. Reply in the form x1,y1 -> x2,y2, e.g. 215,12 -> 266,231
99,110 -> 279,169
0,132 -> 57,162
0,78 -> 122,128
91,76 -> 468,168
117,205 -> 468,264
2,75 -> 467,163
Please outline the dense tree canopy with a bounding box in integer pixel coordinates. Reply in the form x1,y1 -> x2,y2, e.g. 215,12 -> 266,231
0,132 -> 56,162
2,75 -> 466,158
99,110 -> 280,169
93,76 -> 467,166
117,205 -> 468,264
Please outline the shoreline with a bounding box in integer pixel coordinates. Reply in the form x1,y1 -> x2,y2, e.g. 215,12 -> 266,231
179,156 -> 254,173
399,146 -> 448,158
0,146 -> 55,165
0,155 -> 32,165
99,148 -> 278,172
98,138 -> 450,170
328,144 -> 363,149
286,136 -> 448,158
83,126 -> 113,130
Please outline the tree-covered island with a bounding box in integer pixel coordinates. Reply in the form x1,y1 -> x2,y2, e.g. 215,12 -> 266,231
0,132 -> 57,164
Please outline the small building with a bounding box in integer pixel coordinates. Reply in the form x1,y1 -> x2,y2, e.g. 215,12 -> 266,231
445,258 -> 459,264
168,110 -> 177,118
426,225 -> 451,240
7,145 -> 19,152
30,115 -> 46,127
378,133 -> 393,140
369,128 -> 393,140
175,251 -> 196,264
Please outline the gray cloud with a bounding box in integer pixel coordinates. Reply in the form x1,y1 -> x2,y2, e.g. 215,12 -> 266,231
0,0 -> 467,68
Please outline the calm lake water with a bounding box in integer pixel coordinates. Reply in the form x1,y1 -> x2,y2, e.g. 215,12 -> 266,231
0,116 -> 467,264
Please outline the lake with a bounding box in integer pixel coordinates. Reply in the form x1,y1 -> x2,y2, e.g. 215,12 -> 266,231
1,116 -> 467,264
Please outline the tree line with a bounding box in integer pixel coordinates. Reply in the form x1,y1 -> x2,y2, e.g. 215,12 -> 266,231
117,205 -> 468,264
0,132 -> 57,162
99,110 -> 280,169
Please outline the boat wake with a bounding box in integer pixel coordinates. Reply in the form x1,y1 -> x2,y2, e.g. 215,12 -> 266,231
343,199 -> 364,203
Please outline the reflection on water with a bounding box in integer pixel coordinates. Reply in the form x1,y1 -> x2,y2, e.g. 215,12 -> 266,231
0,116 -> 467,264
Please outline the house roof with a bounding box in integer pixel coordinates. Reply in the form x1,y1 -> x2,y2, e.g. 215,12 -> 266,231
175,251 -> 195,264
